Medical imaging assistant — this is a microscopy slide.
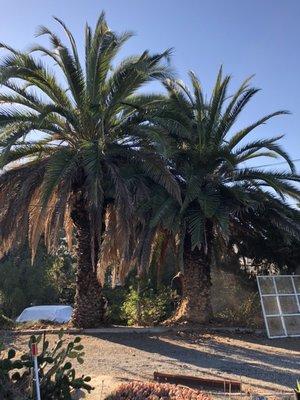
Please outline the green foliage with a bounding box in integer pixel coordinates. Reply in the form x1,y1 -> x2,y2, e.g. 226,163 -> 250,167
139,69 -> 300,274
0,241 -> 75,319
46,241 -> 76,305
0,13 -> 300,329
121,286 -> 174,326
102,286 -> 128,325
0,333 -> 93,399
0,342 -> 30,399
295,380 -> 300,394
0,246 -> 56,318
230,206 -> 300,275
0,12 -> 177,264
33,333 -> 93,399
0,12 -> 179,328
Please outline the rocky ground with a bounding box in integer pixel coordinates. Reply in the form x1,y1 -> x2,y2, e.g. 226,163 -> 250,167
3,329 -> 299,399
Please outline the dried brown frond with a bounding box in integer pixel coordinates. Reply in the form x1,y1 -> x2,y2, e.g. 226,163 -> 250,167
0,161 -> 46,257
64,204 -> 74,251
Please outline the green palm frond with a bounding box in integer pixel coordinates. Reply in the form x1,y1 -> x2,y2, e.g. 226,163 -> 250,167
147,68 -> 300,259
228,110 -> 290,149
0,13 -> 178,262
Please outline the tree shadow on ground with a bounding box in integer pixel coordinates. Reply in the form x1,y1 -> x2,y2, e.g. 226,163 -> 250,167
90,332 -> 299,392
174,331 -> 299,369
208,331 -> 300,352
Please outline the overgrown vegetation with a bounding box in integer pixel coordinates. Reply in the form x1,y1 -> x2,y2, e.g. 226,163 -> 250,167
0,240 -> 297,329
0,241 -> 75,319
0,332 -> 93,399
0,11 -> 300,329
214,293 -> 262,328
121,286 -> 175,326
211,267 -> 263,328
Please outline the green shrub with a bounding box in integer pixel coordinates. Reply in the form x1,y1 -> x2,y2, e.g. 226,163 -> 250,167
0,332 -> 93,399
121,286 -> 174,326
102,286 -> 128,325
0,241 -> 75,319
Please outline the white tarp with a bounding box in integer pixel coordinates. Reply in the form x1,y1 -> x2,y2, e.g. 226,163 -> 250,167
16,305 -> 73,323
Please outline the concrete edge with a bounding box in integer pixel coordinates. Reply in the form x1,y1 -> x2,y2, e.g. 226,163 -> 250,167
1,325 -> 264,336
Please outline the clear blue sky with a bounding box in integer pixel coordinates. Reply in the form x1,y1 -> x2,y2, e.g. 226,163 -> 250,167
1,0 -> 300,170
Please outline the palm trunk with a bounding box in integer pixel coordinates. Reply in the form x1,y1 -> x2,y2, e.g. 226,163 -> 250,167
70,195 -> 106,328
172,231 -> 213,324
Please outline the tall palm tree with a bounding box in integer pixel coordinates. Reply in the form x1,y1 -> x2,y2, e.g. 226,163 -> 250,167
0,13 -> 179,327
141,69 -> 300,323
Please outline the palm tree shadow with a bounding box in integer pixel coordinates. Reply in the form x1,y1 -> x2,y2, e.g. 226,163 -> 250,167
89,332 -> 300,392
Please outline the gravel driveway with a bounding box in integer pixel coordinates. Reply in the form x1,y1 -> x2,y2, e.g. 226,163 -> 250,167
4,330 -> 300,399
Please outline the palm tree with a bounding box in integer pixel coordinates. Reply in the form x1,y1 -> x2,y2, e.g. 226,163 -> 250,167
229,193 -> 300,275
0,13 -> 180,327
142,69 -> 300,323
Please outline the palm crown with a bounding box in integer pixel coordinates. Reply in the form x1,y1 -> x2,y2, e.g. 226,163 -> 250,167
1,14 -> 299,327
130,69 -> 300,323
0,13 -> 179,261
146,69 -> 300,251
100,70 -> 300,292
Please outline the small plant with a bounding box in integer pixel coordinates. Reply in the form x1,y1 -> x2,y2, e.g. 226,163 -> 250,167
102,285 -> 128,325
0,332 -> 93,399
105,381 -> 211,400
294,380 -> 300,400
121,286 -> 175,326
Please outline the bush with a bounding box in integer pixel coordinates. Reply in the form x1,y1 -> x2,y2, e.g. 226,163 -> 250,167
121,286 -> 175,326
102,286 -> 128,325
214,293 -> 263,328
0,332 -> 93,399
0,241 -> 76,319
105,381 -> 211,400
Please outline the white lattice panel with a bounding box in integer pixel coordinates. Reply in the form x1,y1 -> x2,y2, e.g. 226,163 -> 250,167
257,275 -> 300,338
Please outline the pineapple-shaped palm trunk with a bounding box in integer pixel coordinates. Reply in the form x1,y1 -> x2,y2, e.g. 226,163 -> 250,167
172,228 -> 213,324
70,193 -> 106,328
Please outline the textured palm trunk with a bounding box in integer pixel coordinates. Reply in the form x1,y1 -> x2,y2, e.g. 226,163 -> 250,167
172,232 -> 213,324
70,195 -> 106,328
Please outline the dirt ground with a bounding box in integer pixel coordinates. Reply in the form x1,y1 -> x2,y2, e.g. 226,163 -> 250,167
2,330 -> 300,399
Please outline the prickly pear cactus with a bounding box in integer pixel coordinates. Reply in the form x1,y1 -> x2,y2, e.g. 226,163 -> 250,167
0,343 -> 31,399
0,331 -> 93,400
28,331 -> 93,399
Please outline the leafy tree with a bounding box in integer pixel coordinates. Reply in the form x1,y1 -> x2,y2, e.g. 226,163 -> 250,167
0,242 -> 75,319
230,198 -> 300,275
139,69 -> 300,323
0,245 -> 57,318
0,13 -> 179,327
47,240 -> 76,305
